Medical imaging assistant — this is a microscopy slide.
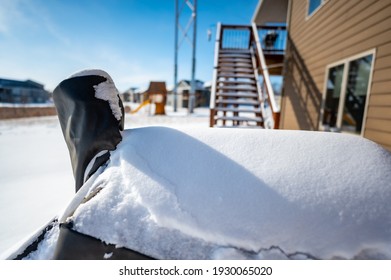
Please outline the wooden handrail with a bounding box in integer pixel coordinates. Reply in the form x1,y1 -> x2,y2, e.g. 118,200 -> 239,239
251,22 -> 281,129
250,47 -> 267,123
209,22 -> 221,127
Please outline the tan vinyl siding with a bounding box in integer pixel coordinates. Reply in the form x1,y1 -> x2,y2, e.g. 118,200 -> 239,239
365,119 -> 391,133
281,0 -> 391,150
377,42 -> 391,57
365,129 -> 391,151
371,80 -> 391,95
369,94 -> 391,106
375,55 -> 391,69
298,1 -> 388,57
366,106 -> 391,119
372,68 -> 390,82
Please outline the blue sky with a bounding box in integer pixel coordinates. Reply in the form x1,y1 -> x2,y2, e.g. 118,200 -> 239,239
0,0 -> 258,92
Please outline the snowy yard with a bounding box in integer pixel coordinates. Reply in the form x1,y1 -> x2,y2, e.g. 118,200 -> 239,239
1,104 -> 391,259
0,106 -> 209,255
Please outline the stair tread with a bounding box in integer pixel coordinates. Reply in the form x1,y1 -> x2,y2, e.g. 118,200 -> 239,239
219,59 -> 252,64
219,56 -> 252,63
215,107 -> 262,113
215,115 -> 263,122
218,69 -> 254,74
219,54 -> 251,58
219,62 -> 254,66
217,99 -> 260,106
217,90 -> 257,94
219,65 -> 253,69
217,85 -> 257,91
217,74 -> 255,79
218,63 -> 254,70
217,92 -> 258,98
217,80 -> 256,85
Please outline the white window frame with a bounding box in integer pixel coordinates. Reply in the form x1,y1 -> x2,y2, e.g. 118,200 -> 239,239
306,0 -> 328,20
319,49 -> 376,136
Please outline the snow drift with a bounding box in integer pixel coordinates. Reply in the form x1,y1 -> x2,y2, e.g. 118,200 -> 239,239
13,127 -> 391,259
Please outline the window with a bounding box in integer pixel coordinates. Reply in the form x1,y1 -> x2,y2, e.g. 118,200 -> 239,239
323,64 -> 345,129
307,0 -> 327,17
321,51 -> 375,135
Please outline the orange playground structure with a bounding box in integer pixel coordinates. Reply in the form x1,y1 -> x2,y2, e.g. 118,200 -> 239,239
131,81 -> 167,115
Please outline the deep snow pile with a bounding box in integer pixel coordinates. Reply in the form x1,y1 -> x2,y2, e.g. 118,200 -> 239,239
28,127 -> 391,259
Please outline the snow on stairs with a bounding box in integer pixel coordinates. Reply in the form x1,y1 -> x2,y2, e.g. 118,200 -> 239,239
211,48 -> 264,128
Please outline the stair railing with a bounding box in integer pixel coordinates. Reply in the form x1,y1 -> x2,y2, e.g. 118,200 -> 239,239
250,46 -> 267,126
209,22 -> 221,127
252,22 -> 281,129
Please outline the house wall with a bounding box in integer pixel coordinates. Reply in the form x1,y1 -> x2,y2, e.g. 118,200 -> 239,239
0,87 -> 50,104
281,0 -> 391,151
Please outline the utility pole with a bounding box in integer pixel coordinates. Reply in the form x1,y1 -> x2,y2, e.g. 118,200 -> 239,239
189,0 -> 197,113
173,0 -> 197,114
173,0 -> 179,112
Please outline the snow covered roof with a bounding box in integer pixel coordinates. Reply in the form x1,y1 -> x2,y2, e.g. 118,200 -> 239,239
203,80 -> 212,89
177,80 -> 205,91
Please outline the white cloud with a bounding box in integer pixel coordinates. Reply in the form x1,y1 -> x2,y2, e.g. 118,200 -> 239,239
0,1 -> 174,93
0,0 -> 24,34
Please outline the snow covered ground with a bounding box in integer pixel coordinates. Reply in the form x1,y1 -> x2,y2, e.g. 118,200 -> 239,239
0,117 -> 74,254
0,106 -> 209,255
2,104 -> 391,260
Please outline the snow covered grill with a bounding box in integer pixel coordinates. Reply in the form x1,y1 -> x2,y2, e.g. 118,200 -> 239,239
8,127 -> 391,260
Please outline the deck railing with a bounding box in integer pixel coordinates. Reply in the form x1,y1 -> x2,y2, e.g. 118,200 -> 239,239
220,25 -> 252,50
256,25 -> 287,55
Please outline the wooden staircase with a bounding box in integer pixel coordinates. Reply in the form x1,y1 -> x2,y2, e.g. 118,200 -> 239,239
210,23 -> 282,129
213,48 -> 263,127
210,25 -> 264,128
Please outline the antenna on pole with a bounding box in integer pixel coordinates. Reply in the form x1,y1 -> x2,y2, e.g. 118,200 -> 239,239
173,0 -> 197,114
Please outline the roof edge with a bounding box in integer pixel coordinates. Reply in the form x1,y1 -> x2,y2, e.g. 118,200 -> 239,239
251,0 -> 263,23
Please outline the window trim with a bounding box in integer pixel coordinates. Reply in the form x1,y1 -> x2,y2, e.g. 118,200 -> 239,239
306,0 -> 328,20
319,49 -> 376,136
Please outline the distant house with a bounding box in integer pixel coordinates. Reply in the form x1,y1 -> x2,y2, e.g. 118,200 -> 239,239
167,80 -> 210,109
120,87 -> 139,103
251,0 -> 391,151
122,82 -> 170,106
0,78 -> 50,104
